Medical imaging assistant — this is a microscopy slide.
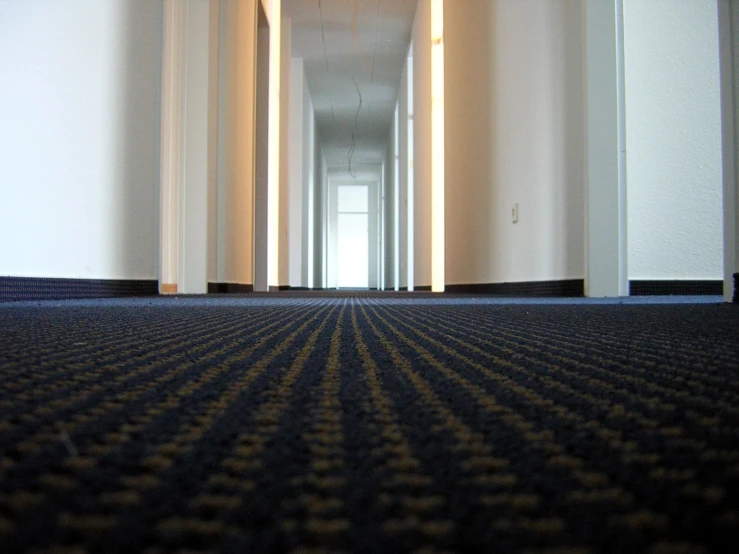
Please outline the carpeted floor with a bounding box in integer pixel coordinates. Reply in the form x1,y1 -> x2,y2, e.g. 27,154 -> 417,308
1,294 -> 738,553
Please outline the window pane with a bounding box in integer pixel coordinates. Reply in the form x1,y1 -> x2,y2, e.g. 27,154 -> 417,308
338,185 -> 368,213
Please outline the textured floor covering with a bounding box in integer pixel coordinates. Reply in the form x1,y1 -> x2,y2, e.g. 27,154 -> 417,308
1,295 -> 739,553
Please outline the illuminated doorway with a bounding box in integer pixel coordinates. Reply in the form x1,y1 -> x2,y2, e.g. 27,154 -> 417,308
336,184 -> 369,288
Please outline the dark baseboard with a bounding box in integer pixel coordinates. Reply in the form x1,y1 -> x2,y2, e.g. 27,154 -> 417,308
399,286 -> 408,292
207,283 -> 254,294
415,285 -> 432,292
629,280 -> 723,296
734,274 -> 738,303
445,279 -> 584,297
268,285 -> 292,292
0,276 -> 158,303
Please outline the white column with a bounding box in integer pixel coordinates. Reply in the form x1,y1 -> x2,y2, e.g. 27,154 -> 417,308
278,16 -> 291,288
583,0 -> 628,297
160,0 -> 183,293
254,6 -> 270,292
267,0 -> 282,289
397,65 -> 409,290
160,0 -> 215,295
719,0 -> 739,302
289,57 -> 305,288
180,0 -> 213,294
413,0 -> 432,290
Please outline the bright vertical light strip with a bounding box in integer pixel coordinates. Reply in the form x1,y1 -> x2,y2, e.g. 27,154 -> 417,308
394,104 -> 400,290
431,0 -> 445,292
267,0 -> 281,287
407,44 -> 414,292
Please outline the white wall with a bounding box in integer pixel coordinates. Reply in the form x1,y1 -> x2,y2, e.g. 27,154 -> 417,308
288,57 -> 319,289
223,0 -> 259,286
180,0 -> 214,294
0,0 -> 162,280
384,115 -> 397,289
211,0 -> 230,284
254,12 -> 270,291
304,87 -> 316,288
398,62 -> 410,290
583,0 -> 628,297
278,17 -> 291,287
313,139 -> 326,288
413,0 -> 433,288
443,0 -> 584,286
624,0 -> 723,280
289,58 -> 305,288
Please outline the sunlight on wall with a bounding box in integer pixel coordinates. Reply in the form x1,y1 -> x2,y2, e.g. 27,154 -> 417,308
268,0 -> 281,287
431,0 -> 445,292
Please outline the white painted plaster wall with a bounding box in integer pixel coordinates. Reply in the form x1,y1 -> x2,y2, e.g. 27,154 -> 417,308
224,0 -> 258,286
398,62 -> 409,290
288,57 -> 319,289
443,0 -> 584,285
180,0 -> 213,294
254,13 -> 270,292
624,0 -> 723,280
583,0 -> 628,297
313,139 -> 326,288
384,117 -> 397,289
212,0 -> 230,284
278,17 -> 291,287
412,0 -> 432,288
0,0 -> 162,279
304,90 -> 316,288
289,58 -> 305,288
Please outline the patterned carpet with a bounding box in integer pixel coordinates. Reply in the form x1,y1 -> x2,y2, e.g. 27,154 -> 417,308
1,294 -> 738,553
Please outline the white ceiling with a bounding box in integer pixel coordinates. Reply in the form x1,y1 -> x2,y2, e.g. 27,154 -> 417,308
284,0 -> 418,170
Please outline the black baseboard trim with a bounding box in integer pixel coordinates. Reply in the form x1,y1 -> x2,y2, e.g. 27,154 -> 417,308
734,274 -> 738,303
415,285 -> 432,292
629,280 -> 723,296
0,276 -> 158,303
399,286 -> 408,292
445,279 -> 585,297
268,285 -> 292,292
207,283 -> 254,294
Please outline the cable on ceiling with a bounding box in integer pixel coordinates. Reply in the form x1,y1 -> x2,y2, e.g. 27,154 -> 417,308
349,77 -> 363,178
318,0 -> 330,72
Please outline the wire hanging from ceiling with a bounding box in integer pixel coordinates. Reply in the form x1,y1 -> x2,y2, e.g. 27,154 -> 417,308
347,0 -> 379,178
317,0 -> 379,177
349,77 -> 363,179
317,0 -> 330,72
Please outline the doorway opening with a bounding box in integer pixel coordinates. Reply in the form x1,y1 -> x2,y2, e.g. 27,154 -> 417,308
337,184 -> 369,288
